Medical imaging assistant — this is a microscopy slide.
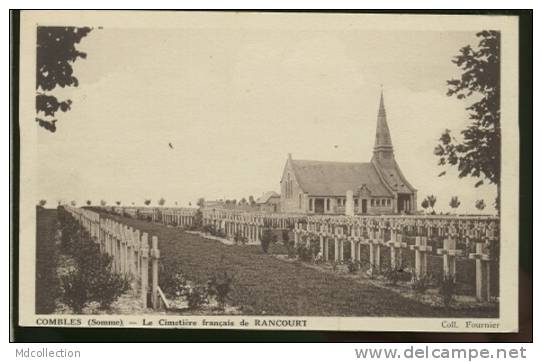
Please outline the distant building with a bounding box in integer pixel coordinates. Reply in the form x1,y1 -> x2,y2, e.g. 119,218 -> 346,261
280,92 -> 417,215
255,191 -> 281,213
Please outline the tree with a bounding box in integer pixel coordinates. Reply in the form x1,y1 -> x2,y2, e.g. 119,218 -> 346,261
449,196 -> 461,210
424,195 -> 437,214
475,199 -> 486,211
36,26 -> 92,132
197,198 -> 205,208
100,200 -> 107,206
248,195 -> 256,206
38,199 -> 47,207
434,31 -> 500,211
70,200 -> 77,206
115,201 -> 121,206
86,200 -> 91,206
144,199 -> 151,206
420,199 -> 429,212
158,197 -> 166,206
239,198 -> 247,205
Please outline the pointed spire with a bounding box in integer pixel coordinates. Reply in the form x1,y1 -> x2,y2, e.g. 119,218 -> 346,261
373,88 -> 393,152
378,86 -> 386,118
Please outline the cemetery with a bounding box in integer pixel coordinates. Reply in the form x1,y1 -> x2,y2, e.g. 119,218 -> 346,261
52,203 -> 499,317
38,91 -> 500,318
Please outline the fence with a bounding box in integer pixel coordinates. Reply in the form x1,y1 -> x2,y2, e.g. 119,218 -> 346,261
293,214 -> 499,302
64,206 -> 162,309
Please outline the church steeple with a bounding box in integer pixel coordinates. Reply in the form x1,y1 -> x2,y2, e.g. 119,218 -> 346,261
373,89 -> 394,161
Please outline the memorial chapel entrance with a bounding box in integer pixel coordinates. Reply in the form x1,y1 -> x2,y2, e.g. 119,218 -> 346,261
314,198 -> 325,214
397,194 -> 411,213
361,199 -> 367,214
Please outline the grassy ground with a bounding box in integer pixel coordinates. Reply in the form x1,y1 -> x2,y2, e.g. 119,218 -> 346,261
35,207 -> 60,314
103,214 -> 497,317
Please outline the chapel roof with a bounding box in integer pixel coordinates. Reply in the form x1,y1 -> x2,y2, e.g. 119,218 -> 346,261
290,159 -> 393,197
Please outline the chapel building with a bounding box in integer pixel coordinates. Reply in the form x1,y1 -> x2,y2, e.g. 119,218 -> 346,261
280,92 -> 417,215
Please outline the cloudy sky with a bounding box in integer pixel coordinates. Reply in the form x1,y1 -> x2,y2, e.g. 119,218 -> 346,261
36,17 -> 498,213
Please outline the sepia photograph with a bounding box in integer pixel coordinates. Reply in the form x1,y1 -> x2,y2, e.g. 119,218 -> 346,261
15,10 -> 521,333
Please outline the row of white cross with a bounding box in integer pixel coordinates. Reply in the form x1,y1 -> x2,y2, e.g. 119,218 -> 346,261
201,209 -> 305,242
64,206 -> 162,309
154,208 -> 197,227
294,220 -> 495,302
85,206 -> 496,302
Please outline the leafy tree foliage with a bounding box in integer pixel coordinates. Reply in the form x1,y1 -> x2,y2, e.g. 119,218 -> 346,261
59,208 -> 129,312
434,31 -> 500,209
475,199 -> 486,211
158,197 -> 166,206
36,26 -> 92,132
86,200 -> 92,206
422,195 -> 437,214
420,199 -> 429,211
144,199 -> 152,206
100,200 -> 107,206
449,196 -> 461,209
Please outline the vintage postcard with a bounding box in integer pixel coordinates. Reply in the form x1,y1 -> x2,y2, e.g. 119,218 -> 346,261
16,11 -> 520,332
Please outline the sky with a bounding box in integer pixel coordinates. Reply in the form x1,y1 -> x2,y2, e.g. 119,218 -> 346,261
35,23 -> 498,214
